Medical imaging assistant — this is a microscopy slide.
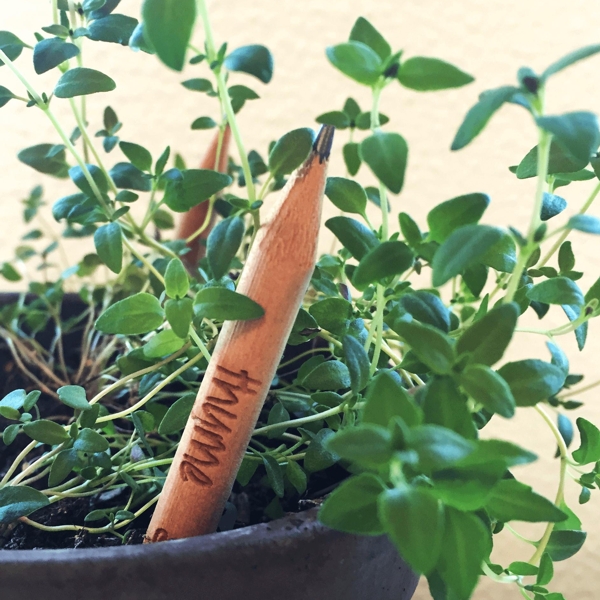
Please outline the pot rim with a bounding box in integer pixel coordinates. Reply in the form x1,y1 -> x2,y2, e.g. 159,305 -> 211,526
0,506 -> 326,562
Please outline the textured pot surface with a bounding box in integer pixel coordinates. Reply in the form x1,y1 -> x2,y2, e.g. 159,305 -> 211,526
0,508 -> 419,600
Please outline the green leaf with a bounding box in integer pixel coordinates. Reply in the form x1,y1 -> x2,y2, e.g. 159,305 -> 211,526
164,258 -> 189,299
265,403 -> 290,439
95,292 -> 164,335
0,389 -> 26,410
456,302 -> 519,366
268,128 -> 314,177
285,459 -> 307,495
86,13 -> 138,45
316,111 -> 350,129
568,214 -> 600,234
224,45 -> 274,83
57,385 -> 91,411
193,287 -> 264,321
0,85 -> 16,108
54,67 -> 116,98
163,169 -> 232,212
408,425 -> 476,472
423,377 -> 477,440
432,224 -> 504,286
460,364 -> 516,418
87,0 -> 121,19
144,329 -> 185,358
545,530 -> 586,561
94,222 -> 123,274
360,131 -> 408,194
516,140 -> 587,179
18,144 -> 69,178
74,427 -> 109,452
378,485 -> 444,574
527,277 -> 584,306
304,429 -> 338,472
49,449 -> 80,487
0,262 -> 21,281
33,38 -> 80,74
497,360 -> 565,407
308,298 -> 352,334
326,41 -> 382,86
572,417 -> 600,464
398,212 -> 422,247
486,479 -> 567,523
327,424 -> 393,466
451,86 -> 519,150
342,335 -> 370,393
158,392 -> 195,435
536,112 -> 600,163
343,142 -> 361,175
0,486 -> 49,524
182,78 -> 213,92
319,473 -> 386,535
437,508 -> 490,598
398,57 -> 474,91
542,193 -> 568,221
353,241 -> 413,290
110,162 -> 151,191
325,177 -> 367,216
70,164 -> 109,195
119,141 -> 152,172
263,455 -> 284,498
349,17 -> 390,60
431,461 -> 506,511
325,216 -> 379,260
363,371 -> 422,428
0,31 -> 26,66
141,0 -> 195,71
207,216 -> 245,279
393,320 -> 455,375
191,116 -> 217,130
3,424 -> 20,446
542,43 -> 600,80
397,291 -> 450,332
301,360 -> 351,391
537,553 -> 554,585
23,419 -> 69,445
427,193 -> 490,243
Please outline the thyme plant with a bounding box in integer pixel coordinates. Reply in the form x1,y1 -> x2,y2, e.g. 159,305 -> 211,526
0,1 -> 600,598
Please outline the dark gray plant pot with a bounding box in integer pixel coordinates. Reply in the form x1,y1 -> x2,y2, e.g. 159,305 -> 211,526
0,508 -> 419,600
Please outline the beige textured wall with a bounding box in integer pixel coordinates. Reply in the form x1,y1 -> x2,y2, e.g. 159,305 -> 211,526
2,1 -> 600,597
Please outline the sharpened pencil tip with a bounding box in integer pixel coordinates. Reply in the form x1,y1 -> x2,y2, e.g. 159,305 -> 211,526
313,125 -> 335,163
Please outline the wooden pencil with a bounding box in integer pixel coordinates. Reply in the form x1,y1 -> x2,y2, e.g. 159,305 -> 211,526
176,126 -> 231,269
146,125 -> 335,542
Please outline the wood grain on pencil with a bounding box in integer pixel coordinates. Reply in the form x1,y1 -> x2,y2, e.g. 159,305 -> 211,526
176,126 -> 231,268
147,125 -> 334,542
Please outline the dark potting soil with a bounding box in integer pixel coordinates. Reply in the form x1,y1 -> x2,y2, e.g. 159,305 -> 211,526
0,295 -> 346,550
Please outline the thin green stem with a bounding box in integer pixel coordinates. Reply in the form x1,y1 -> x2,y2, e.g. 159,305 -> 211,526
197,0 -> 256,204
558,376 -> 600,399
366,82 -> 388,366
96,351 -> 205,423
89,343 -> 191,406
528,405 -> 568,564
189,327 -> 212,362
504,125 -> 551,304
254,399 -> 360,437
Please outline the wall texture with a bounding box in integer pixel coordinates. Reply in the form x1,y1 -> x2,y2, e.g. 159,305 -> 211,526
2,1 -> 600,598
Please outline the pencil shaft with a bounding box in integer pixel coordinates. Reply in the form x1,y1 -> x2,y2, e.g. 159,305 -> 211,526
147,128 -> 333,541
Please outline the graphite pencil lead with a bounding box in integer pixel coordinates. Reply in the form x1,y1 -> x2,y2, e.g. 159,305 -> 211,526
313,124 -> 335,163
